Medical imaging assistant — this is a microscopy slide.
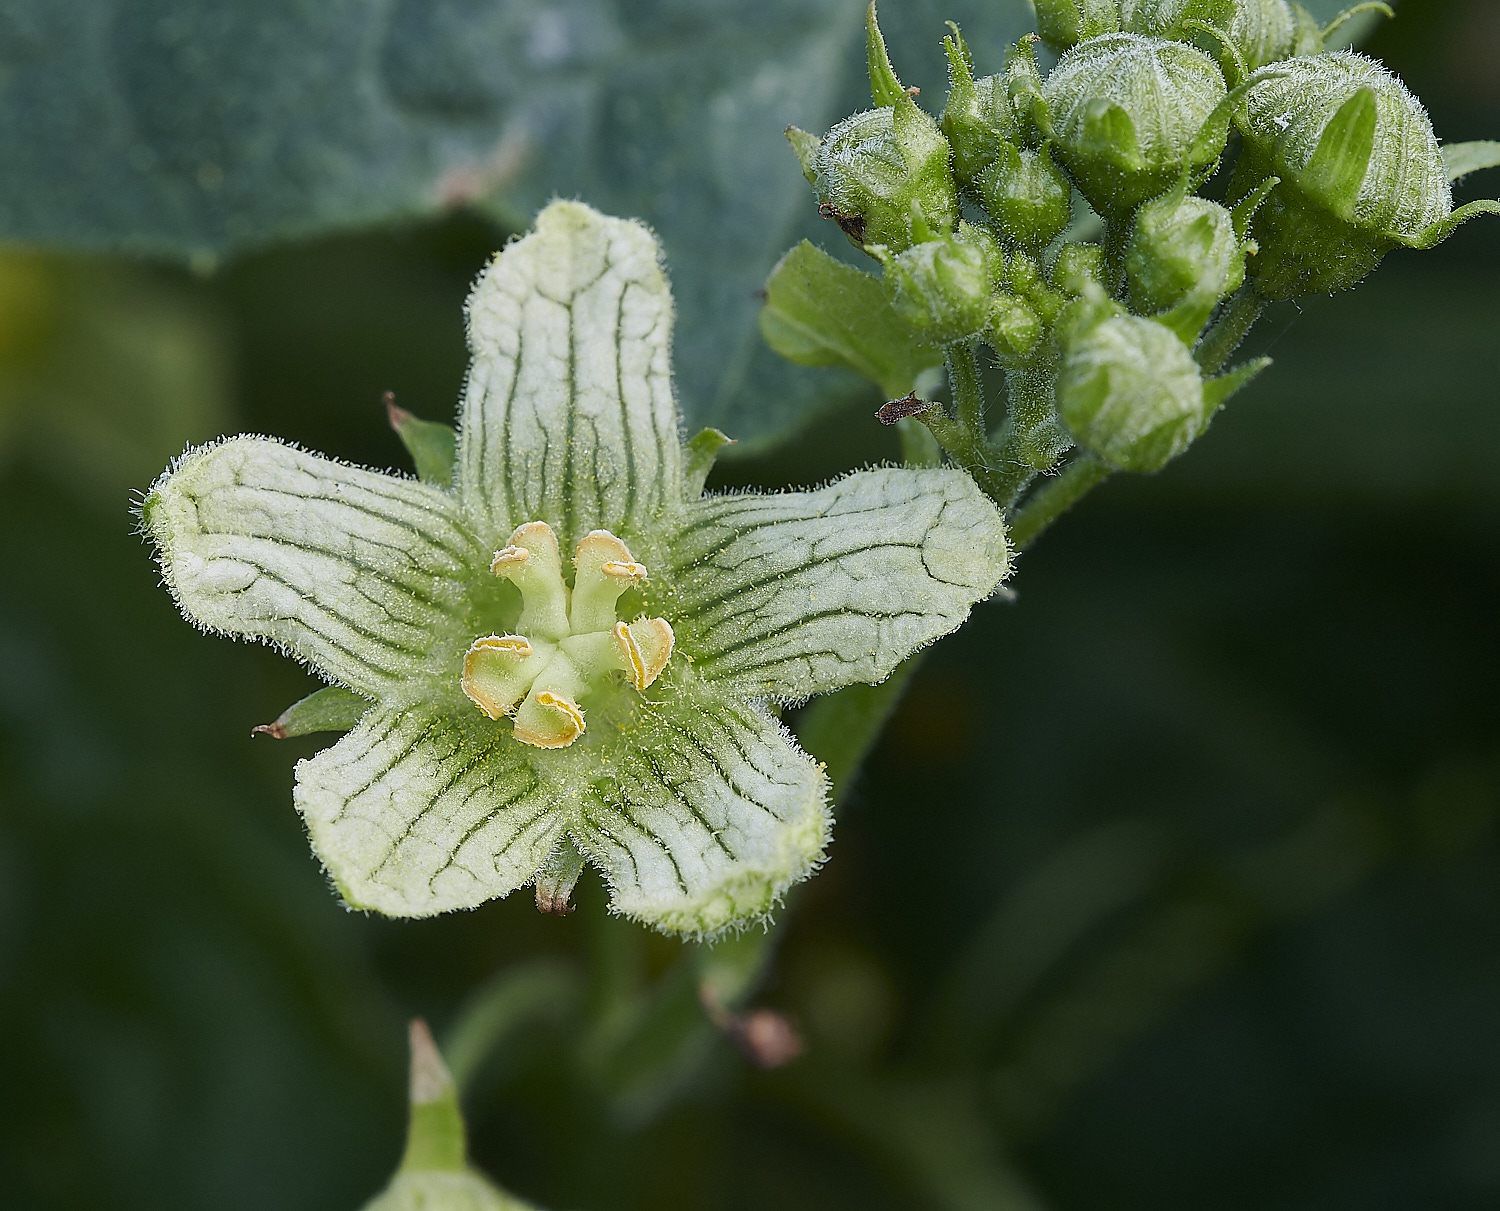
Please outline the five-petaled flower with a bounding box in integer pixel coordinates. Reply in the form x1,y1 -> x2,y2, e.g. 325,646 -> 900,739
142,202 -> 1010,936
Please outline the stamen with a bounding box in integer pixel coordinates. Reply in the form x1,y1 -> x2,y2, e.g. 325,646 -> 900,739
615,617 -> 674,690
571,530 -> 648,634
490,521 -> 570,641
461,633 -> 547,719
514,690 -> 586,748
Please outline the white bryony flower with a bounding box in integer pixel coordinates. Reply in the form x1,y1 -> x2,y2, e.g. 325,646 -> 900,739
142,201 -> 1010,936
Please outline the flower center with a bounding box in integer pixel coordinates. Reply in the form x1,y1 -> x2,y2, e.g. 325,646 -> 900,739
460,522 -> 674,748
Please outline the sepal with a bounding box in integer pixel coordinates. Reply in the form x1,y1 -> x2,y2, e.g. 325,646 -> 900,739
253,685 -> 369,739
684,428 -> 735,498
359,1020 -> 538,1210
759,240 -> 944,398
785,126 -> 821,185
941,27 -> 1018,185
385,395 -> 457,486
1442,141 -> 1500,184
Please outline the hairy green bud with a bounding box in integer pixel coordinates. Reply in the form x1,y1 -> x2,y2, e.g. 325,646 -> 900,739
1230,0 -> 1296,70
1230,52 -> 1498,298
1032,0 -> 1121,53
814,105 -> 959,251
878,224 -> 1002,344
942,29 -> 1018,185
1056,312 -> 1208,472
975,142 -> 1074,251
1050,242 -> 1108,295
1004,35 -> 1051,148
1125,192 -> 1246,340
1041,33 -> 1229,220
988,294 -> 1044,363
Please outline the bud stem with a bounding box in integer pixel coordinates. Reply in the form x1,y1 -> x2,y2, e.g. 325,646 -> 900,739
1195,289 -> 1266,375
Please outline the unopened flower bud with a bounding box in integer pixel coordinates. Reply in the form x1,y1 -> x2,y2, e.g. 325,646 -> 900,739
1230,52 -> 1496,298
1032,0 -> 1121,53
1041,33 -> 1230,220
1229,0 -> 1296,71
1125,192 -> 1245,318
813,105 -> 959,251
878,224 -> 1001,344
1004,36 -> 1051,147
941,29 -> 1018,185
1122,0 -> 1287,77
987,294 -> 1043,363
975,142 -> 1074,251
1057,313 -> 1207,472
1050,241 -> 1107,294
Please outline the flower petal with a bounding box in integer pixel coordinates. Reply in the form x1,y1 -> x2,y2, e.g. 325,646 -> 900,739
144,436 -> 479,696
458,200 -> 685,548
664,468 -> 1009,700
572,678 -> 829,937
295,707 -> 564,917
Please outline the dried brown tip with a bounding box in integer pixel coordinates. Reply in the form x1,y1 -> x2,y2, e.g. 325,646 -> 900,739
699,988 -> 804,1069
384,390 -> 412,431
250,721 -> 289,739
876,393 -> 937,425
534,884 -> 576,916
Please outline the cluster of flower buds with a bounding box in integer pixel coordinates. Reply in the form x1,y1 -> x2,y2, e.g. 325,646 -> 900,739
769,1 -> 1496,486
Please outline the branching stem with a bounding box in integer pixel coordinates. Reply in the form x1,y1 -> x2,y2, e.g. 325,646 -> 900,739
1006,454 -> 1112,552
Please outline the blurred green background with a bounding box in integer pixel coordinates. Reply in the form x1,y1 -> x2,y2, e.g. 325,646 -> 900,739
1,1 -> 1498,1207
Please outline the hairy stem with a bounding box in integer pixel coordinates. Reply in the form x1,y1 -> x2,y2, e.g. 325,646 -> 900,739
1196,288 -> 1266,375
1006,455 -> 1113,552
949,343 -> 986,437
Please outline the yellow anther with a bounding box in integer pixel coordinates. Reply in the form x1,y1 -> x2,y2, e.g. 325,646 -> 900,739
601,559 -> 648,583
614,617 -> 674,690
514,690 -> 586,748
470,634 -> 532,657
461,633 -> 547,720
614,622 -> 646,689
489,546 -> 530,574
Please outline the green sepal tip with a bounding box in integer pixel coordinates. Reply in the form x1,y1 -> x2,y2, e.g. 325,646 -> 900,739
684,427 -> 735,498
385,394 -> 458,486
1321,2 -> 1395,47
865,3 -> 905,109
252,685 -> 369,739
1442,141 -> 1500,184
1202,356 -> 1271,418
785,126 -> 820,186
1301,87 -> 1378,220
